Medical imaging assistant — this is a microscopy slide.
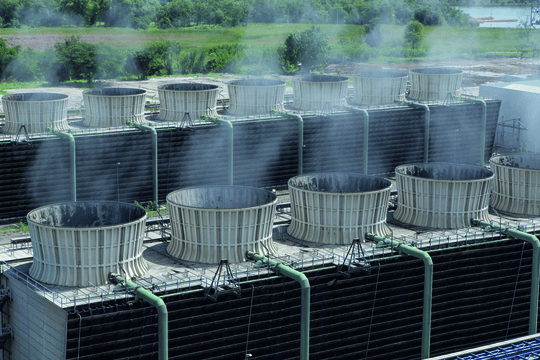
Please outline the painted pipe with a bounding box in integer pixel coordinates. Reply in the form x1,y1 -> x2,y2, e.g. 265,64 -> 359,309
48,128 -> 76,201
284,113 -> 304,175
270,110 -> 304,175
127,121 -> 158,205
471,219 -> 539,334
246,251 -> 310,360
365,233 -> 433,359
409,103 -> 430,163
347,108 -> 369,174
463,98 -> 487,166
109,273 -> 168,360
215,119 -> 234,185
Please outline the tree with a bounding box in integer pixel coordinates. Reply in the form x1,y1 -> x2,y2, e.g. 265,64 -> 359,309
278,26 -> 330,73
0,39 -> 19,79
55,36 -> 97,83
404,20 -> 424,51
102,0 -> 159,29
4,48 -> 42,81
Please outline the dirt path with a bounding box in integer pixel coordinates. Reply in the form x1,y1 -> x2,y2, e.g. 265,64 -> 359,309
0,34 -> 189,51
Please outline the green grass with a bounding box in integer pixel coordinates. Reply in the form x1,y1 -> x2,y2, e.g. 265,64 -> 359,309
1,23 -> 537,73
0,221 -> 29,238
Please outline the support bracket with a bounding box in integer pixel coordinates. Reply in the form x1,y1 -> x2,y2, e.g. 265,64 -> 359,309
337,239 -> 370,277
205,260 -> 241,301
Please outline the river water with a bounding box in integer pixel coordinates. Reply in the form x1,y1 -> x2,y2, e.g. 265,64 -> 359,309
456,6 -> 530,28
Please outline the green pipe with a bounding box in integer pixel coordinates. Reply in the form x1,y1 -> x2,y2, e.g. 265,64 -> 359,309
347,108 -> 369,174
127,121 -> 158,205
286,113 -> 303,175
109,273 -> 168,360
246,251 -> 310,360
471,219 -> 540,334
409,103 -> 430,163
270,110 -> 304,175
462,98 -> 487,165
215,119 -> 234,185
48,128 -> 76,201
365,233 -> 433,359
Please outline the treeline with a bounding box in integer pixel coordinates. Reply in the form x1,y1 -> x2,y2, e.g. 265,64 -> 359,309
0,36 -> 283,83
0,0 -> 471,29
449,0 -> 530,5
0,20 -> 437,84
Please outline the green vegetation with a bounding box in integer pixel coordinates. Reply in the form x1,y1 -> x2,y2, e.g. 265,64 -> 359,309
279,26 -> 331,73
1,22 -> 538,83
0,0 -> 471,30
0,221 -> 29,238
134,201 -> 169,218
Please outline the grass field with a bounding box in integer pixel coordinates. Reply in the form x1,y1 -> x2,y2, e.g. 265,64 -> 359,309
1,23 -> 533,58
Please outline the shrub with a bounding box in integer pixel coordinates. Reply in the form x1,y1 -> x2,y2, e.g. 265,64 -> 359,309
278,25 -> 330,74
179,48 -> 206,74
0,38 -> 19,79
206,44 -> 245,72
95,43 -> 127,80
55,36 -> 97,82
404,20 -> 425,52
39,47 -> 70,84
4,48 -> 42,81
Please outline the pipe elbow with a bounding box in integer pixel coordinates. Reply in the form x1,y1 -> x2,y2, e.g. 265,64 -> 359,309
155,300 -> 168,314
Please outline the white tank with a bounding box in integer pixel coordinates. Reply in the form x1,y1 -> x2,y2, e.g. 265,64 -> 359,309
408,68 -> 463,101
83,88 -> 146,127
227,79 -> 285,115
2,93 -> 69,134
292,75 -> 349,110
394,163 -> 494,228
27,201 -> 148,287
157,83 -> 219,121
490,154 -> 540,215
167,186 -> 277,263
287,173 -> 392,244
353,70 -> 408,105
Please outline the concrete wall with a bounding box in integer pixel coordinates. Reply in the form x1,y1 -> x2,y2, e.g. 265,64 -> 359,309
1,272 -> 67,360
480,81 -> 540,152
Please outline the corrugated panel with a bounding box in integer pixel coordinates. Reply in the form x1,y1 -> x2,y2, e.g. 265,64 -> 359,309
64,238 -> 531,360
0,100 -> 501,220
232,118 -> 299,188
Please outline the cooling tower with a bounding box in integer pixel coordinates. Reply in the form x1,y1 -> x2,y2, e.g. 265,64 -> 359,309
2,93 -> 69,134
167,186 -> 278,263
27,201 -> 148,286
292,75 -> 349,110
82,88 -> 146,127
353,70 -> 408,105
490,154 -> 540,215
287,173 -> 392,244
394,163 -> 493,228
408,68 -> 463,101
157,83 -> 219,121
226,79 -> 285,115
